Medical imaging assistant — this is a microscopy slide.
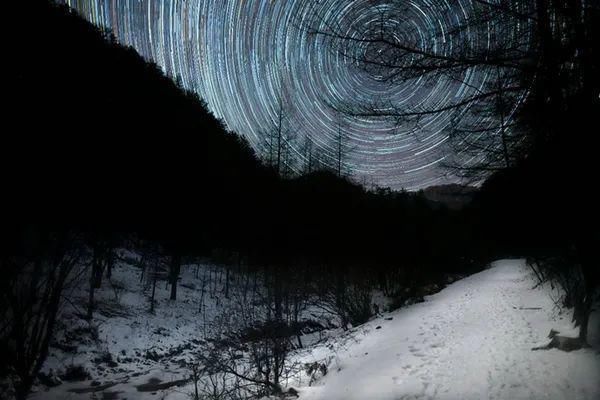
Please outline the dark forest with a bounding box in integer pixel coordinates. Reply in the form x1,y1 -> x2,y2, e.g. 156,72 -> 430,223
1,1 -> 599,399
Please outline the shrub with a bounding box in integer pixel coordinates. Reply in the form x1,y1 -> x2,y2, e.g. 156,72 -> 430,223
60,365 -> 89,382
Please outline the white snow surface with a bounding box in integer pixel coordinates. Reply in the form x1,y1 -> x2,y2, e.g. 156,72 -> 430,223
31,259 -> 600,400
294,259 -> 600,400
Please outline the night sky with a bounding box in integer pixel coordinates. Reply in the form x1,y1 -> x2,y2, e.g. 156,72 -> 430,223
59,0 -> 525,190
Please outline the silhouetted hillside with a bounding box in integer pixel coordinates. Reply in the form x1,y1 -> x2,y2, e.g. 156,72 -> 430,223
6,1 -> 276,243
3,1 -> 483,274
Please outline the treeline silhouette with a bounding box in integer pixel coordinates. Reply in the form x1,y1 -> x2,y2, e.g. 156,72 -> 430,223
3,0 -> 482,275
2,4 -> 487,397
2,1 -> 598,398
470,0 -> 599,346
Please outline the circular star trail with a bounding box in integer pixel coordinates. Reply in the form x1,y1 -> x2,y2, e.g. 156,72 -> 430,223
60,0 -> 528,190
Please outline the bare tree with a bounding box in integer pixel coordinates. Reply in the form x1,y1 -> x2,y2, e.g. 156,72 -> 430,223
169,254 -> 182,301
301,133 -> 316,174
188,363 -> 242,400
306,0 -> 599,344
444,66 -> 528,181
0,231 -> 82,400
301,132 -> 332,175
305,0 -> 535,171
312,279 -> 373,331
306,0 -> 596,170
260,80 -> 298,177
87,240 -> 106,320
527,253 -> 596,348
196,274 -> 309,398
333,111 -> 354,178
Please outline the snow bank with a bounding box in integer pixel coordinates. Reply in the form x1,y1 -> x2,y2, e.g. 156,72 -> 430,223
30,259 -> 600,400
293,259 -> 600,400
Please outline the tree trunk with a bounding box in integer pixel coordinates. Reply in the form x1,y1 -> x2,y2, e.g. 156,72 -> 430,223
170,254 -> 181,301
274,266 -> 283,322
15,252 -> 74,400
198,271 -> 206,313
139,253 -> 147,283
87,244 -> 106,319
578,298 -> 591,344
87,264 -> 96,320
92,244 -> 105,289
575,236 -> 596,344
150,271 -> 157,313
225,266 -> 230,299
276,101 -> 283,175
106,249 -> 113,280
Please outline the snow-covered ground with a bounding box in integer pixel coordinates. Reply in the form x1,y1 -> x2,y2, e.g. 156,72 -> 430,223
30,259 -> 599,400
294,259 -> 600,400
29,256 -> 340,400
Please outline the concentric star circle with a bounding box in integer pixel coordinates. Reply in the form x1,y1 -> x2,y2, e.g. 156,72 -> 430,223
60,0 -> 528,189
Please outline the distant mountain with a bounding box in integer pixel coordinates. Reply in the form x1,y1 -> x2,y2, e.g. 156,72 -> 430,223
421,184 -> 478,210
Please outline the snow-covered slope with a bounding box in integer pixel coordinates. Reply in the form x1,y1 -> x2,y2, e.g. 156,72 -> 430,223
294,259 -> 600,400
31,259 -> 599,400
29,258 -> 338,400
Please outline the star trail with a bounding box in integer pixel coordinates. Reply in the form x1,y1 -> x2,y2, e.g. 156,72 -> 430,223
59,0 -> 528,190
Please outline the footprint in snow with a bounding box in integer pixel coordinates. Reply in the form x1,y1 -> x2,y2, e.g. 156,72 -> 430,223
409,345 -> 421,353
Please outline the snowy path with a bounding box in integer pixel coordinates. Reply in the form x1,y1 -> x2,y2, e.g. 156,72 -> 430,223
297,260 -> 600,400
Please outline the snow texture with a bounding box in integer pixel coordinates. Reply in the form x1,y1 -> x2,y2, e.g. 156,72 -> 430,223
294,260 -> 600,400
31,259 -> 599,400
